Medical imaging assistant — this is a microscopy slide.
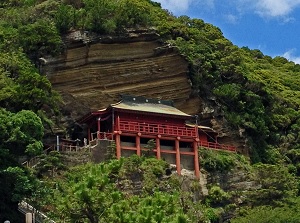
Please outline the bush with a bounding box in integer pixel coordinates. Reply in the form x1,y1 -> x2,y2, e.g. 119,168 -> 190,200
206,185 -> 231,206
199,148 -> 236,172
232,202 -> 300,223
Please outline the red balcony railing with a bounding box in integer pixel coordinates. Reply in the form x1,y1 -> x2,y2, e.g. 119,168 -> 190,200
198,141 -> 236,152
118,121 -> 197,138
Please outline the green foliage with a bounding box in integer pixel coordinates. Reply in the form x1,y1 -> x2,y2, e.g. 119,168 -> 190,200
232,198 -> 300,223
0,108 -> 44,156
120,155 -> 169,193
2,167 -> 36,201
18,18 -> 62,59
246,163 -> 298,206
0,3 -> 61,220
35,151 -> 67,177
213,83 -> 241,102
115,0 -> 152,30
199,148 -> 238,172
206,185 -> 231,206
144,139 -> 156,156
82,0 -> 116,33
0,0 -> 36,7
54,4 -> 76,33
286,149 -> 300,173
46,158 -> 190,222
0,50 -> 60,113
0,166 -> 40,222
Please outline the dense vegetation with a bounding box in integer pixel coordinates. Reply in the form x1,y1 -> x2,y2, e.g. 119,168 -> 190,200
1,0 -> 300,222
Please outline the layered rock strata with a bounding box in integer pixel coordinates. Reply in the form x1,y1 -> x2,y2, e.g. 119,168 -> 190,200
43,30 -> 200,121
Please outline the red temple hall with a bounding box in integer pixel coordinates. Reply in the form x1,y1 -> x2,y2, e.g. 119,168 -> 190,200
78,95 -> 235,178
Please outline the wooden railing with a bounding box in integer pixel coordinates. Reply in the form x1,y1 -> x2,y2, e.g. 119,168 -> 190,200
22,143 -> 91,168
118,121 -> 197,138
198,141 -> 236,152
22,145 -> 55,168
91,131 -> 114,140
18,200 -> 56,223
59,144 -> 82,152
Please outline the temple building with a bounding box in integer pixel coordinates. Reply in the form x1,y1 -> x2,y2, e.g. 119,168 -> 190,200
78,95 -> 236,178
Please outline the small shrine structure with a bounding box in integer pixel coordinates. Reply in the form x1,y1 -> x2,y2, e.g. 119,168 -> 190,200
78,95 -> 236,178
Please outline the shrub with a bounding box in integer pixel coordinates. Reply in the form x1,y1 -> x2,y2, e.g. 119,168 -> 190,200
199,148 -> 236,172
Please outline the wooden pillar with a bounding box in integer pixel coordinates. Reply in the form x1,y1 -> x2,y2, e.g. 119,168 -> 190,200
156,135 -> 161,159
115,131 -> 121,159
194,138 -> 200,179
97,117 -> 101,132
136,133 -> 141,156
112,108 -> 115,132
117,115 -> 121,131
175,137 -> 181,175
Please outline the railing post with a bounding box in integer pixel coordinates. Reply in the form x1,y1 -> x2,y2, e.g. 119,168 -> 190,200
26,213 -> 33,223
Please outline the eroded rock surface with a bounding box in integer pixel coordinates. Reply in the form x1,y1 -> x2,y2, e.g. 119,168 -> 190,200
43,30 -> 200,122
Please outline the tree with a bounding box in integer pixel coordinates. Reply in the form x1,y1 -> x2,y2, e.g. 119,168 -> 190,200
46,158 -> 191,223
245,163 -> 298,206
49,161 -> 123,222
0,50 -> 60,113
35,151 -> 67,177
18,18 -> 62,61
83,0 -> 117,33
0,108 -> 44,156
0,166 -> 40,222
54,4 -> 76,33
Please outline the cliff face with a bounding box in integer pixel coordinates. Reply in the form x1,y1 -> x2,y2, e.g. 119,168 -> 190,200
42,30 -> 246,152
43,30 -> 201,121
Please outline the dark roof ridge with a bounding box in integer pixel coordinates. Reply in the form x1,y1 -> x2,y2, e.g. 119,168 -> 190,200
120,94 -> 174,107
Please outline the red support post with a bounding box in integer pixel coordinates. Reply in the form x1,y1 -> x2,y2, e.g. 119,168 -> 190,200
175,137 -> 181,175
117,116 -> 121,131
195,125 -> 199,139
193,139 -> 200,179
97,117 -> 101,133
136,133 -> 141,156
115,132 -> 121,159
156,135 -> 161,159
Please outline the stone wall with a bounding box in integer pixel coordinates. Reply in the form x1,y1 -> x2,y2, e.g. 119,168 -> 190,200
91,139 -> 114,163
61,149 -> 92,166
